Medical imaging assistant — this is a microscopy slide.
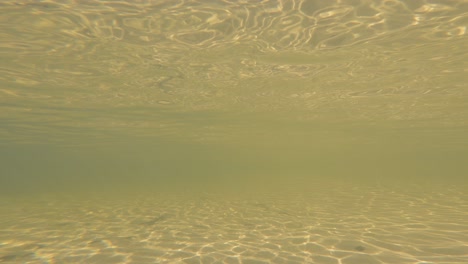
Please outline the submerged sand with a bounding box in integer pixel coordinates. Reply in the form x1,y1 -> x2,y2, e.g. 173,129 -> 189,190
1,182 -> 467,264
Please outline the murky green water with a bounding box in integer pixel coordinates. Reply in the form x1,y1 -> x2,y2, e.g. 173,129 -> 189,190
1,0 -> 467,263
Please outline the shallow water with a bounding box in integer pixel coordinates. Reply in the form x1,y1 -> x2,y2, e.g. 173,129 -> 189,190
1,0 -> 467,263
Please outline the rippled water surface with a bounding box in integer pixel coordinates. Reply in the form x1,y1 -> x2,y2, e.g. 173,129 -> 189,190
1,0 -> 467,263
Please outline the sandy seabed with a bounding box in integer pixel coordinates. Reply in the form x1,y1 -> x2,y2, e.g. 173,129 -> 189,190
1,182 -> 467,264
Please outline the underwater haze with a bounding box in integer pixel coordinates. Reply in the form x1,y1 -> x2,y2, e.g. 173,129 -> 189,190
1,0 -> 468,263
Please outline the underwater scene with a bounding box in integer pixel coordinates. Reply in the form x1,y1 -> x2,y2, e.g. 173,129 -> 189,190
1,0 -> 467,263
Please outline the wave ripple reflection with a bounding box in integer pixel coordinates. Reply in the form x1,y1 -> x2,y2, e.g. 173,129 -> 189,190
0,0 -> 467,144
